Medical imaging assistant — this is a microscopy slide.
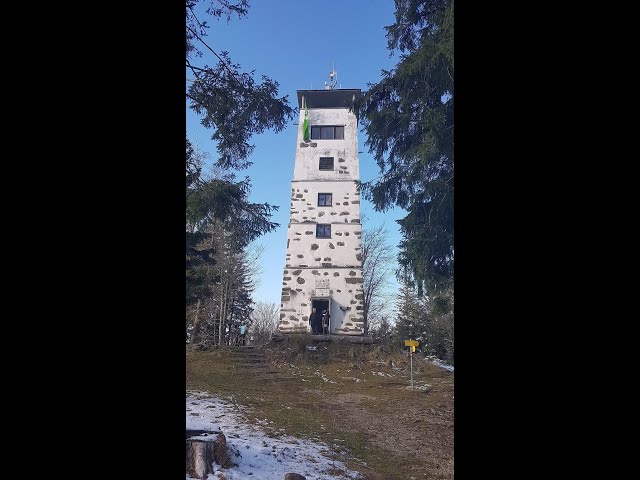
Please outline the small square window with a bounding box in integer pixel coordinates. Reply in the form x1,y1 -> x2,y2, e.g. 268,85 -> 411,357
319,157 -> 334,170
318,193 -> 332,206
316,224 -> 331,238
334,126 -> 344,139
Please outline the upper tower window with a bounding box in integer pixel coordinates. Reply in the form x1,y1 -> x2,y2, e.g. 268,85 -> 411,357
316,224 -> 331,238
319,157 -> 334,170
318,193 -> 332,206
310,126 -> 344,140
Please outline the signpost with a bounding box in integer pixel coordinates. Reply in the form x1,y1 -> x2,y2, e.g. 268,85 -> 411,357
404,340 -> 420,389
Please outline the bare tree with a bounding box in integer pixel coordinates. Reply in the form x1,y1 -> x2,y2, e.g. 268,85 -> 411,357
212,236 -> 259,346
249,301 -> 279,345
361,220 -> 396,335
244,242 -> 265,290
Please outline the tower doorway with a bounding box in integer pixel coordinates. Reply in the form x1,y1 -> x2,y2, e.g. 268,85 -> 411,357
311,298 -> 330,334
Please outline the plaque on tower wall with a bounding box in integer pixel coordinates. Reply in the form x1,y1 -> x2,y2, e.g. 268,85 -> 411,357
316,279 -> 329,289
315,288 -> 330,297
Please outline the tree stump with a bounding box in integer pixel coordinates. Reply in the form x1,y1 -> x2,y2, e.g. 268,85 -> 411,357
186,430 -> 232,479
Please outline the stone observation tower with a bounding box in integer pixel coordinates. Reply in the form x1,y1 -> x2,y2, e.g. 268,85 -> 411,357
277,71 -> 364,335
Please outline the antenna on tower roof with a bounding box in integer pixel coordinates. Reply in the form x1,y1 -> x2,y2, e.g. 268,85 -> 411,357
324,62 -> 337,90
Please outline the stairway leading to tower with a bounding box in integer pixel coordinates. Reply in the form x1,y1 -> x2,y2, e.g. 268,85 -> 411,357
227,346 -> 292,383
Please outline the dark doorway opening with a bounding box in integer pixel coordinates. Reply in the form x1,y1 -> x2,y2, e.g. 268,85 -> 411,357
312,299 -> 330,334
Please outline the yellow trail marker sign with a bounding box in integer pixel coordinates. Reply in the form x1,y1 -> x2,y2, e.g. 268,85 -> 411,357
404,340 -> 419,389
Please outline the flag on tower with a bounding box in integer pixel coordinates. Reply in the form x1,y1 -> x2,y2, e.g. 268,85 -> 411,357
303,98 -> 310,141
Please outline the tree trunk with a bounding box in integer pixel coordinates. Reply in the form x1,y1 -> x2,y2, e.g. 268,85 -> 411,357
191,298 -> 202,344
363,308 -> 369,336
186,431 -> 232,479
218,279 -> 226,346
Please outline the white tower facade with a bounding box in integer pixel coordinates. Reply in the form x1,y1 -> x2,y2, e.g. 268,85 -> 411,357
277,88 -> 364,335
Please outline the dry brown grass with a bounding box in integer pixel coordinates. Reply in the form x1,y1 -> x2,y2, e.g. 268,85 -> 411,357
186,337 -> 453,479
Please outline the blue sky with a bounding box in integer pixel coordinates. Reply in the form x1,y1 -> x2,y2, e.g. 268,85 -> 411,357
186,0 -> 406,306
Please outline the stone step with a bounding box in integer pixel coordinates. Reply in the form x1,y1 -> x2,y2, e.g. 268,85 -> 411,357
255,378 -> 295,383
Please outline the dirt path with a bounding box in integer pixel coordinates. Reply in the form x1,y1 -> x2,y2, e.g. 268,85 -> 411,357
331,389 -> 454,478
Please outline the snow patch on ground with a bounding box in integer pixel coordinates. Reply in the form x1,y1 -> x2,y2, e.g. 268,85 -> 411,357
314,370 -> 337,384
427,357 -> 454,372
405,382 -> 432,392
186,391 -> 362,480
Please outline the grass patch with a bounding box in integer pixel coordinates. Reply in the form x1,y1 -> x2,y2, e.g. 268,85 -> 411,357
187,341 -> 453,480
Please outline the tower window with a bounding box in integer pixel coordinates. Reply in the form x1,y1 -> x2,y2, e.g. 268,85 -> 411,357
319,157 -> 334,170
311,126 -> 344,140
316,224 -> 331,238
318,193 -> 332,206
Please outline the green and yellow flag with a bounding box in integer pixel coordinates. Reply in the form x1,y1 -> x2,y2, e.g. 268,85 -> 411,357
302,98 -> 310,141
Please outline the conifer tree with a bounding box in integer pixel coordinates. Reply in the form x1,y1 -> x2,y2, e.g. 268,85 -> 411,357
358,0 -> 454,295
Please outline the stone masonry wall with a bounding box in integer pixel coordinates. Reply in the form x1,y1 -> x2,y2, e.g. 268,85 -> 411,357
278,94 -> 363,335
278,267 -> 365,335
293,108 -> 359,181
289,181 -> 360,227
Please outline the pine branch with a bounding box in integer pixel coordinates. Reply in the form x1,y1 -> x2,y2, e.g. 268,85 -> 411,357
186,25 -> 240,80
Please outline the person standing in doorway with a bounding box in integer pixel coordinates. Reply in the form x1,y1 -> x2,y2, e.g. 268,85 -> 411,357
239,321 -> 247,346
321,309 -> 330,335
309,307 -> 321,335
